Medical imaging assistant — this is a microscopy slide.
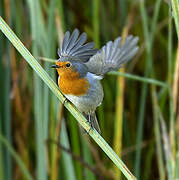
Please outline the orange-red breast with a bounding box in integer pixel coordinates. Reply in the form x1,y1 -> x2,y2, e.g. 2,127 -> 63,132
52,29 -> 139,134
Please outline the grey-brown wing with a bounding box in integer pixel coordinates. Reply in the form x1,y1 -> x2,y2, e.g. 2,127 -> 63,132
58,29 -> 98,62
85,35 -> 139,75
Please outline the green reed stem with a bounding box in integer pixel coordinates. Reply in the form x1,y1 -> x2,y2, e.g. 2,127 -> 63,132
109,71 -> 167,87
0,16 -> 136,180
171,0 -> 179,39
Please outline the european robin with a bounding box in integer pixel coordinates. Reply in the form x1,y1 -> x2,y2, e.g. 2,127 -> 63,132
52,29 -> 139,134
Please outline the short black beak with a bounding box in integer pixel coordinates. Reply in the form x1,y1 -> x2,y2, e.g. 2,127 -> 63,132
51,65 -> 59,68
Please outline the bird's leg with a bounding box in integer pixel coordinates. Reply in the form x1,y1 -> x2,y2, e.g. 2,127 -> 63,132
62,97 -> 68,105
82,113 -> 89,123
87,113 -> 94,134
81,113 -> 94,134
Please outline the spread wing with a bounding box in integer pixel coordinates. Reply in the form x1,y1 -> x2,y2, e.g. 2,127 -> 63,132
85,35 -> 139,75
58,29 -> 98,62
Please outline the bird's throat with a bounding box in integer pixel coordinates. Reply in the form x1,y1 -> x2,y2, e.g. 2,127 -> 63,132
58,76 -> 89,96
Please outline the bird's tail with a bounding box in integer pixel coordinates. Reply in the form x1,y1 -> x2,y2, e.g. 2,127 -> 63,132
83,113 -> 101,134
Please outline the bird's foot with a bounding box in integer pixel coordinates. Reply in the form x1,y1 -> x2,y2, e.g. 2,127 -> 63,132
62,97 -> 68,105
87,121 -> 94,134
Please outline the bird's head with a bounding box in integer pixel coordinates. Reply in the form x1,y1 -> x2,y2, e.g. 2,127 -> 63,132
51,61 -> 73,76
51,28 -> 97,79
51,61 -> 88,79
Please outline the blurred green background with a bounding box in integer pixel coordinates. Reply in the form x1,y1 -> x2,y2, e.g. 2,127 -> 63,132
0,0 -> 179,179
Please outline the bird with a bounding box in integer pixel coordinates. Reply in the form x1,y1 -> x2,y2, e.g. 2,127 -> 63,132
51,29 -> 139,134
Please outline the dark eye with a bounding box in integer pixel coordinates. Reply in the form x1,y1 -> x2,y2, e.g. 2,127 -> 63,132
66,63 -> 71,68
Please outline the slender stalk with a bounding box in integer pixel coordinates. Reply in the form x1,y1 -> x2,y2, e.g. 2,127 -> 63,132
159,109 -> 175,180
135,0 -> 162,178
113,67 -> 125,179
0,115 -> 4,180
45,1 -> 60,180
0,133 -> 33,180
0,4 -> 4,179
170,1 -> 179,179
93,0 -> 100,48
26,0 -> 47,179
60,120 -> 76,180
113,4 -> 128,176
171,0 -> 179,158
171,0 -> 179,39
176,143 -> 179,179
109,72 -> 167,87
3,0 -> 14,178
69,114 -> 83,180
151,86 -> 165,180
4,35 -> 12,180
134,0 -> 151,176
0,16 -> 137,180
168,5 -> 176,179
81,135 -> 96,180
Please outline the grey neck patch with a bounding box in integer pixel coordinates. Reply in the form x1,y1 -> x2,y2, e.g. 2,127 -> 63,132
71,62 -> 88,78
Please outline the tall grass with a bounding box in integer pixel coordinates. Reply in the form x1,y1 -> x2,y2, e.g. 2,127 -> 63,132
0,14 -> 136,180
0,0 -> 179,179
